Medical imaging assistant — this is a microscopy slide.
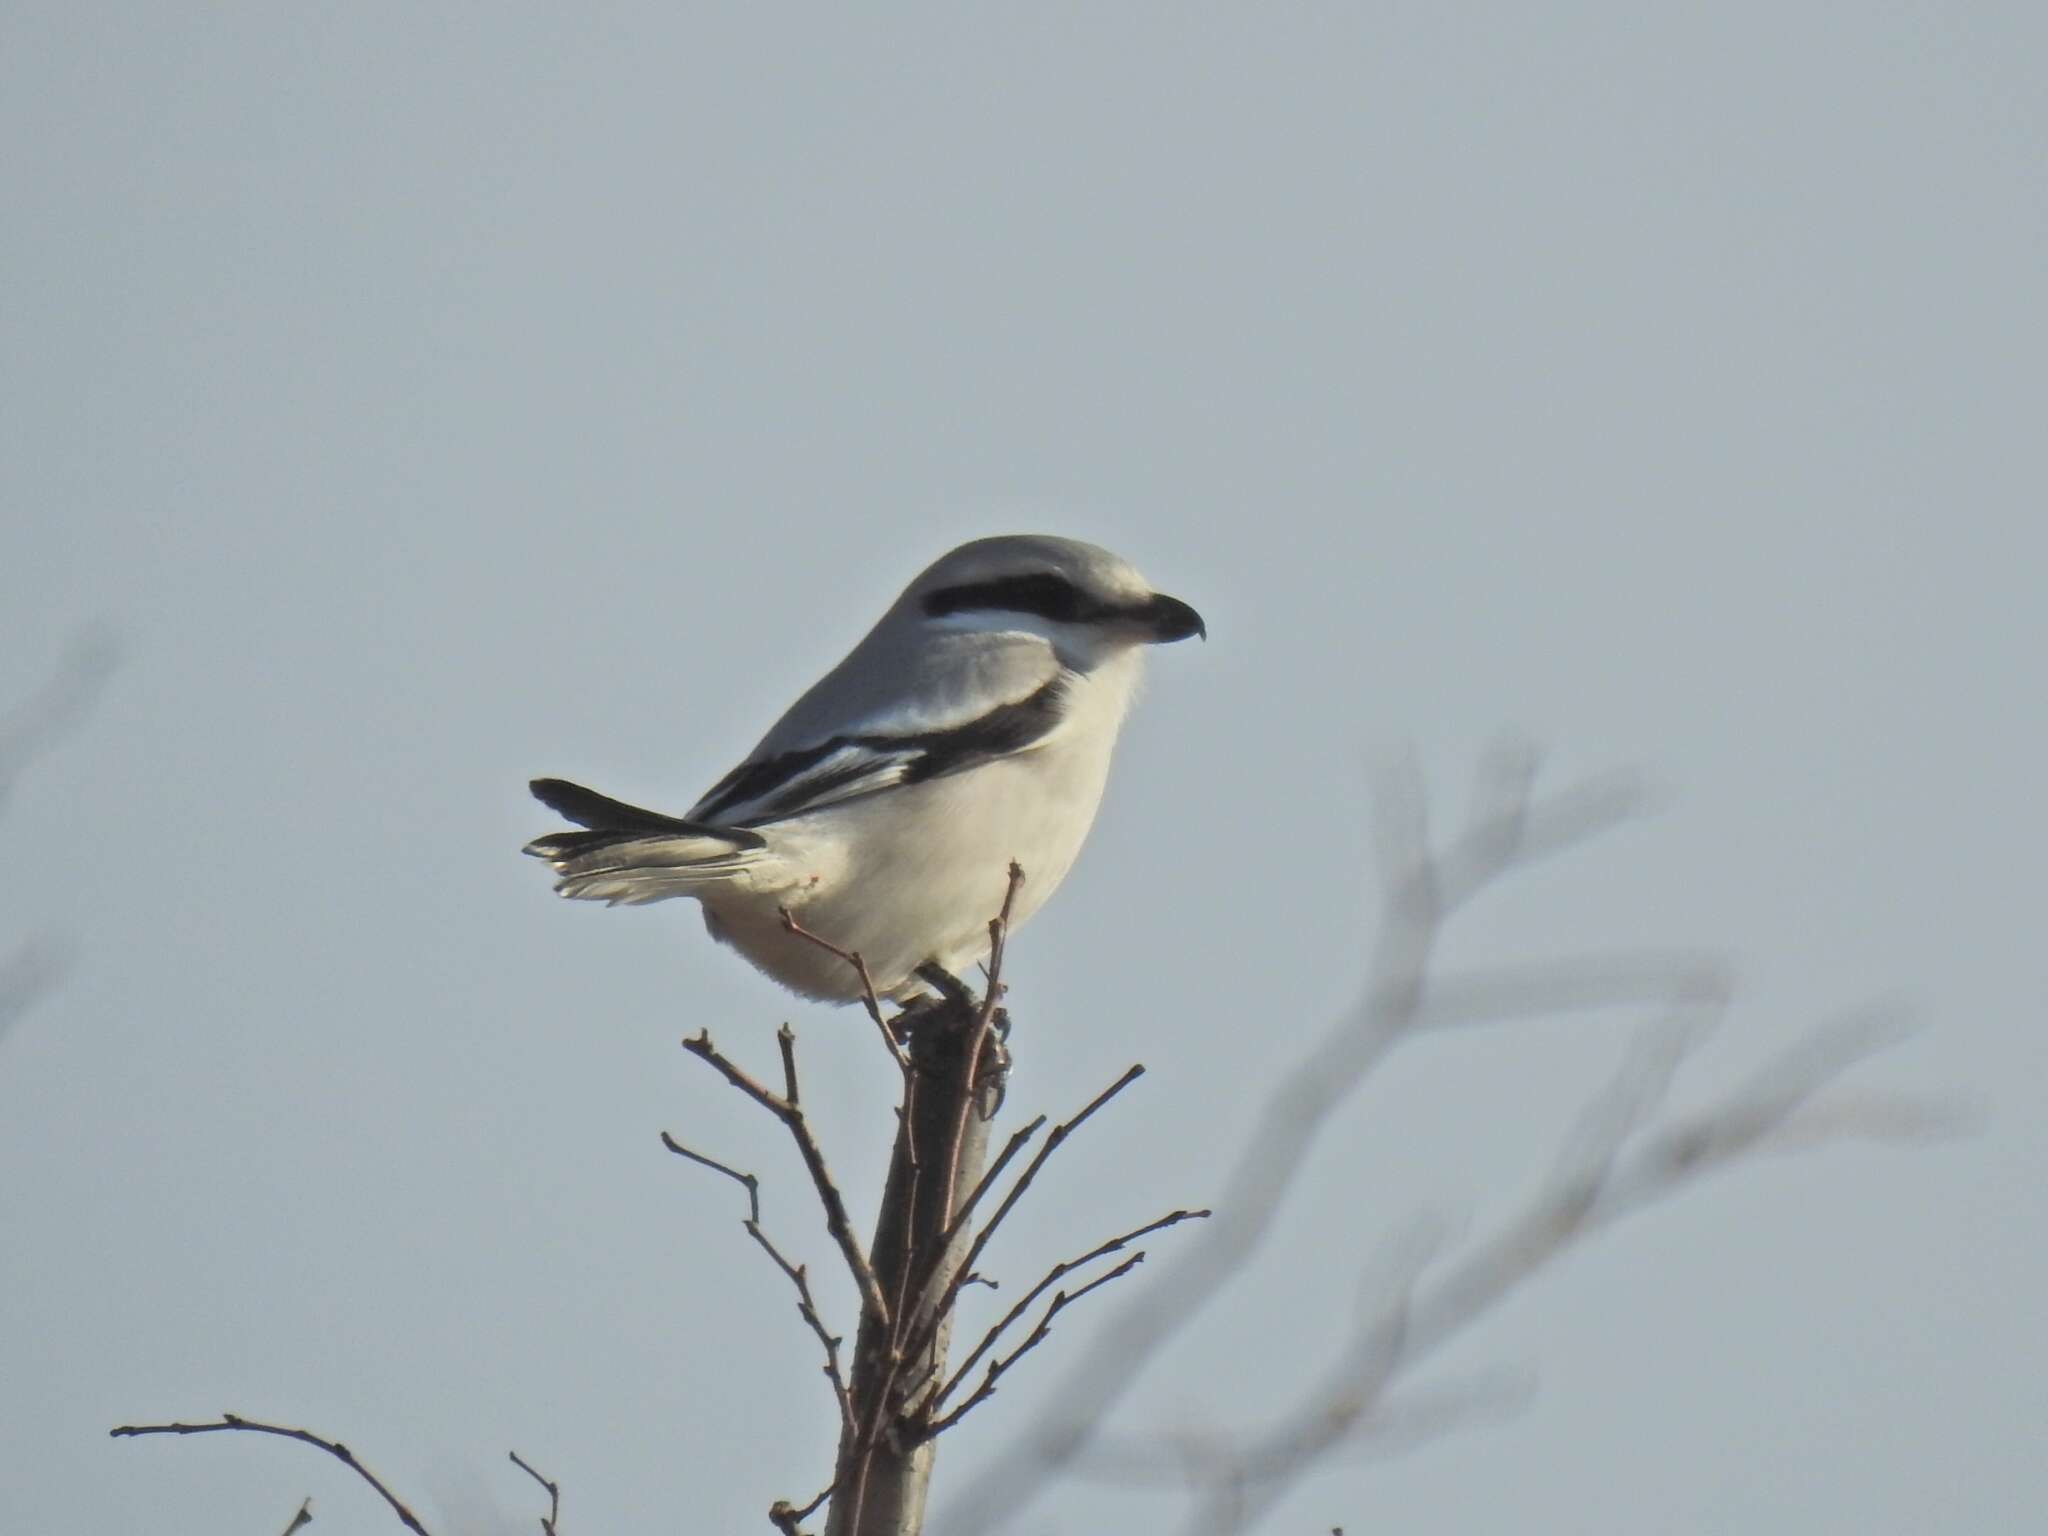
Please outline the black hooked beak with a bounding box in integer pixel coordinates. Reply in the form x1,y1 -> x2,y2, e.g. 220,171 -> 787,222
1139,591 -> 1207,644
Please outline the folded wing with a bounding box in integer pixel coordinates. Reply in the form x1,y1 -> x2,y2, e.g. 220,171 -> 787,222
690,630 -> 1070,827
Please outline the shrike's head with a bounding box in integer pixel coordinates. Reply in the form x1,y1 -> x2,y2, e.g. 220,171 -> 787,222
904,534 -> 1205,665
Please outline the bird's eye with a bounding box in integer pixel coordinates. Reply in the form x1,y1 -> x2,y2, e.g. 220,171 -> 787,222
923,573 -> 1093,624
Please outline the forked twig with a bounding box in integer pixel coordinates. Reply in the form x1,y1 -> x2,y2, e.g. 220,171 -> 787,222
661,1132 -> 854,1434
681,1027 -> 891,1330
923,1253 -> 1149,1439
933,1114 -> 1048,1270
925,862 -> 1028,1274
778,905 -> 907,1072
904,1063 -> 1146,1365
927,1207 -> 1212,1436
507,1450 -> 561,1536
110,1415 -> 431,1535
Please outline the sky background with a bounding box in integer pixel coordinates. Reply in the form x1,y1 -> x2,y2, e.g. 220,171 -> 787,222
4,3 -> 2044,1532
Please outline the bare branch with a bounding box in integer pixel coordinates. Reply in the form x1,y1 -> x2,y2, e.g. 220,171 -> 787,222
923,1251 -> 1151,1440
281,1496 -> 315,1536
930,1207 -> 1211,1430
779,905 -> 910,1072
934,862 -> 1028,1240
507,1450 -> 560,1536
110,1415 -> 431,1535
662,1131 -> 854,1435
905,1063 -> 1145,1365
681,1027 -> 891,1331
949,1115 -> 1048,1246
660,1134 -> 761,1217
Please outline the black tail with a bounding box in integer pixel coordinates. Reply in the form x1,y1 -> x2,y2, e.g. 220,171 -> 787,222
531,777 -> 698,832
526,777 -> 765,858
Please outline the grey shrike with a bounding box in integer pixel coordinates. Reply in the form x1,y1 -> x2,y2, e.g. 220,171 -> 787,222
524,534 -> 1204,1002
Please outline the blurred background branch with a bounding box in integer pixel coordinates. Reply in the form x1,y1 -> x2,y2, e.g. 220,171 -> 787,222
943,743 -> 1956,1532
0,628 -> 116,1045
0,625 -> 117,810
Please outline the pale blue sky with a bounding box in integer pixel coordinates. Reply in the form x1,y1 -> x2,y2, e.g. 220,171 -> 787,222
4,4 -> 2044,1532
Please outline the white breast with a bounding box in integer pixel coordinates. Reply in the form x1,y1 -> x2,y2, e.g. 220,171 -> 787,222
698,648 -> 1147,1001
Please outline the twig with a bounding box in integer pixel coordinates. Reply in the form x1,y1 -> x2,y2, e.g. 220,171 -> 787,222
928,862 -> 1028,1282
662,1132 -> 854,1434
682,1027 -> 891,1330
110,1415 -> 431,1535
281,1496 -> 315,1536
769,1482 -> 833,1535
778,905 -> 907,1072
507,1450 -> 560,1536
905,1063 -> 1146,1364
923,1253 -> 1151,1439
900,1113 -> 1046,1336
928,1207 -> 1211,1431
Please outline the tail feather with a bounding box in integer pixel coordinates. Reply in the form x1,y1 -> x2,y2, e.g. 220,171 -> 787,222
530,776 -> 762,843
524,777 -> 768,907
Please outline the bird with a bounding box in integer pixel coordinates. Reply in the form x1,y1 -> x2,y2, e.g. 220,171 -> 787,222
523,534 -> 1204,1002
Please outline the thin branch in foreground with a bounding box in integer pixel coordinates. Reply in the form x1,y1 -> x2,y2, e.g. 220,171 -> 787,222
904,1111 -> 1046,1323
952,1114 -> 1049,1242
110,1415 -> 431,1536
923,1252 -> 1149,1441
681,1026 -> 891,1331
281,1496 -> 315,1536
661,1131 -> 854,1434
926,1207 -> 1212,1437
507,1450 -> 560,1536
929,860 -> 1030,1286
778,905 -> 907,1072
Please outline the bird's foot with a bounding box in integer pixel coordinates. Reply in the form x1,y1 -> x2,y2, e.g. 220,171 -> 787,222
914,961 -> 979,1014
